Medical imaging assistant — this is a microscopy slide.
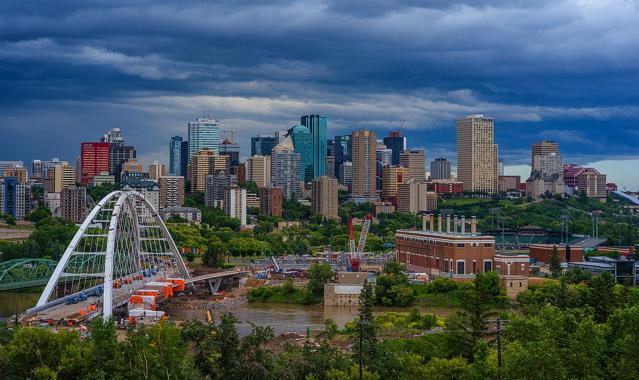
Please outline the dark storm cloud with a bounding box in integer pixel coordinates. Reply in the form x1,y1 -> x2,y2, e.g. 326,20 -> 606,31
0,0 -> 638,186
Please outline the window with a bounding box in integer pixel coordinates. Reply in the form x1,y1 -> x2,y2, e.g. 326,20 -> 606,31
472,261 -> 477,274
444,260 -> 449,273
484,260 -> 492,272
457,243 -> 465,247
456,261 -> 465,274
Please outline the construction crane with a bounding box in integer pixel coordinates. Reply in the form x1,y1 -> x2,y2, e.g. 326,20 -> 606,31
356,215 -> 372,255
222,128 -> 237,143
346,215 -> 372,272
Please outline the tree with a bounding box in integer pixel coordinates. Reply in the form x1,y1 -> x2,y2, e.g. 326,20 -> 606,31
215,312 -> 240,378
590,271 -> 616,322
204,239 -> 227,267
549,245 -> 562,278
356,281 -> 377,367
307,263 -> 334,301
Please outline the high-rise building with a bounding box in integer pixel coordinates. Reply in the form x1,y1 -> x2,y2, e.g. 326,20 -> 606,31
327,139 -> 336,157
383,131 -> 406,166
169,136 -> 184,176
44,162 -> 76,193
59,186 -> 89,223
0,161 -> 24,174
159,176 -> 185,209
430,158 -> 451,180
188,115 -> 220,159
101,128 -> 125,145
382,166 -> 409,205
31,160 -> 44,183
259,186 -> 283,217
180,140 -> 189,178
246,155 -> 271,187
326,156 -> 336,179
334,135 -> 352,177
400,149 -> 426,181
219,139 -> 240,167
121,158 -> 144,174
120,179 -> 161,212
301,114 -> 328,178
397,179 -> 437,214
271,136 -> 301,200
251,135 -> 277,156
0,177 -> 31,220
351,130 -> 377,197
376,144 -> 393,191
339,161 -> 353,189
3,167 -> 28,184
205,171 -> 234,207
287,124 -> 313,182
563,164 -> 586,190
149,160 -> 166,180
42,158 -> 62,179
531,140 -> 559,170
236,162 -> 246,185
456,115 -> 499,193
578,169 -> 607,202
80,142 -> 110,184
312,176 -> 339,220
109,144 -> 136,182
224,186 -> 247,226
188,149 -> 230,192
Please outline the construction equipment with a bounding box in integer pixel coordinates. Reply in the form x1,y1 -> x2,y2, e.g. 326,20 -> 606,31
346,215 -> 373,272
356,215 -> 372,254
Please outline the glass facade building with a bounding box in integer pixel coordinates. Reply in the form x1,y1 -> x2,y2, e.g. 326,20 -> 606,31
383,131 -> 406,165
169,136 -> 183,176
288,124 -> 314,183
180,140 -> 189,177
251,135 -> 277,156
301,114 -> 327,178
188,116 -> 220,159
334,135 -> 351,177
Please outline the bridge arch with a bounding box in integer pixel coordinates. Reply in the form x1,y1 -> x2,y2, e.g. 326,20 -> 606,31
35,191 -> 189,321
0,258 -> 58,291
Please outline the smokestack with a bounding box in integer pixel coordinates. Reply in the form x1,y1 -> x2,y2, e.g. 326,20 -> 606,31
471,216 -> 477,235
430,214 -> 435,231
422,214 -> 428,231
461,216 -> 466,235
446,215 -> 451,233
438,214 -> 443,233
453,215 -> 458,234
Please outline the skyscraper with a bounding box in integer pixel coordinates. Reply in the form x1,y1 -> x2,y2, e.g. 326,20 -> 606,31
149,161 -> 166,180
351,130 -> 377,197
101,128 -> 125,145
259,186 -> 283,217
287,124 -> 313,182
527,141 -> 564,199
205,171 -> 234,207
251,135 -> 277,156
109,144 -> 136,183
383,131 -> 406,165
31,160 -> 44,183
0,177 -> 31,220
59,186 -> 89,223
312,176 -> 339,220
80,142 -> 110,184
219,139 -> 240,166
531,140 -> 559,170
456,115 -> 499,193
301,114 -> 327,178
246,155 -> 271,187
271,136 -> 301,200
400,149 -> 426,181
334,135 -> 352,177
430,158 -> 451,180
159,176 -> 185,209
224,186 -> 247,226
187,149 -> 230,192
188,115 -> 220,159
44,162 -> 75,193
180,140 -> 189,177
169,136 -> 184,176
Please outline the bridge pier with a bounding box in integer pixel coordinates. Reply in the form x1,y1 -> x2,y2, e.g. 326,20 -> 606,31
207,278 -> 222,294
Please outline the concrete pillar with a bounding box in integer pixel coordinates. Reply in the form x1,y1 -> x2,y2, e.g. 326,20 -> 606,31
430,214 -> 435,231
438,214 -> 443,233
446,215 -> 451,233
471,216 -> 477,235
461,216 -> 466,235
422,214 -> 428,231
453,215 -> 458,234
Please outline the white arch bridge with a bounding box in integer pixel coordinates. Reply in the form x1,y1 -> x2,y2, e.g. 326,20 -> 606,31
24,191 -> 190,322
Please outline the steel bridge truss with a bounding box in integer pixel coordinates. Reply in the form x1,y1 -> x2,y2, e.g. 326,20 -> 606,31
34,191 -> 189,321
0,258 -> 58,291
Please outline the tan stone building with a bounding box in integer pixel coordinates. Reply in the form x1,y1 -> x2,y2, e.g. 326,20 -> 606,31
456,115 -> 499,193
381,166 -> 408,202
188,149 -> 230,192
312,176 -> 339,220
397,178 -> 437,214
400,149 -> 426,181
578,169 -> 607,202
246,155 -> 272,187
531,140 -> 559,170
323,272 -> 372,307
44,162 -> 76,193
149,160 -> 167,180
159,176 -> 185,209
351,130 -> 377,196
3,167 -> 28,184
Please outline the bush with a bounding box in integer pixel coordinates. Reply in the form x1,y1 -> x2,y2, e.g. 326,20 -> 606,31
426,278 -> 458,294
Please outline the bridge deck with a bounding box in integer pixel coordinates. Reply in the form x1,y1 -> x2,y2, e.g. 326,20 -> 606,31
185,270 -> 248,284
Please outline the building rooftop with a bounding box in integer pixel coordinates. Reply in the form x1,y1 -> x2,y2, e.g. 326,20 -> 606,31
162,207 -> 200,212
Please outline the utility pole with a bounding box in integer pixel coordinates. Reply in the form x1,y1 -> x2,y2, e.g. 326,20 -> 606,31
359,320 -> 363,380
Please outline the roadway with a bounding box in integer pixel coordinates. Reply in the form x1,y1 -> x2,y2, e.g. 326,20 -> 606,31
613,191 -> 639,205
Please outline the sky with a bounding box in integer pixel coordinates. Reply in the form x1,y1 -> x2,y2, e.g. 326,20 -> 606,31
0,0 -> 638,189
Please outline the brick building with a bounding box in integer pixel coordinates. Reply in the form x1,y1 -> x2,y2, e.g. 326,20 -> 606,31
528,244 -> 584,264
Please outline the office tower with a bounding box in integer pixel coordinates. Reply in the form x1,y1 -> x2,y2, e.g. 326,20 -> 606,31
578,169 -> 607,202
149,160 -> 166,180
376,144 -> 393,191
563,164 -> 586,190
301,114 -> 328,178
287,124 -> 313,182
275,130 -> 288,143
251,135 -> 277,156
120,179 -> 161,212
259,186 -> 283,217
44,162 -> 76,193
179,140 -> 189,178
312,176 -> 339,220
74,156 -> 81,183
3,167 -> 28,184
188,115 -> 220,160
109,144 -> 136,182
80,142 -> 110,184
59,186 -> 89,223
42,158 -> 61,179
271,136 -> 301,200
205,171 -> 233,207
224,186 -> 247,226
159,176 -> 185,209
430,158 -> 451,180
382,166 -> 409,205
0,177 -> 31,220
334,135 -> 352,177
121,158 -> 144,174
327,139 -> 336,157
351,130 -> 377,197
400,149 -> 426,181
383,131 -> 406,165
31,160 -> 44,183
326,156 -> 335,179
246,155 -> 271,187
498,158 -> 504,176
101,128 -> 125,145
339,161 -> 353,189
0,161 -> 24,174
188,149 -> 230,192
169,136 -> 184,176
236,163 -> 246,184
531,140 -> 559,170
456,115 -> 499,193
397,179 -> 437,214
219,139 -> 240,167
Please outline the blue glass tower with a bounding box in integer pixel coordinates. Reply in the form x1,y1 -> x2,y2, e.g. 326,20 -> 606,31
334,134 -> 351,177
287,125 -> 313,183
169,136 -> 183,175
250,135 -> 277,156
301,114 -> 327,178
180,140 -> 189,177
